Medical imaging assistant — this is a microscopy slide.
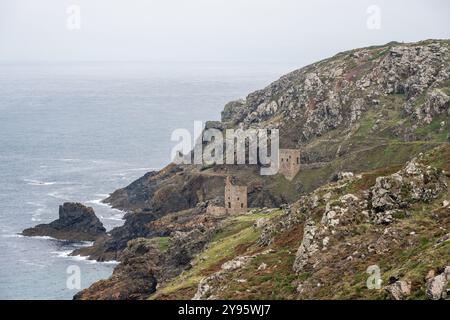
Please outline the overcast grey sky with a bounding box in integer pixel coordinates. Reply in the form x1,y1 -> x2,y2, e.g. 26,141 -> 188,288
0,0 -> 449,63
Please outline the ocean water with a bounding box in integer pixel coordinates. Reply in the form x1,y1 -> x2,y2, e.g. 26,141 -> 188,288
0,61 -> 296,299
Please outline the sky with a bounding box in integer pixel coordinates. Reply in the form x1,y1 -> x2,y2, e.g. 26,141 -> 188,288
0,0 -> 449,63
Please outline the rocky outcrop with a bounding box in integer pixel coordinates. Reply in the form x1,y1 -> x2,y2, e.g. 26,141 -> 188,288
374,44 -> 450,98
219,40 -> 449,145
292,220 -> 319,273
162,228 -> 211,280
192,251 -> 272,300
385,280 -> 411,300
288,155 -> 448,276
81,210 -> 162,260
412,89 -> 450,125
75,227 -> 212,299
74,238 -> 159,300
426,267 -> 450,300
369,156 -> 447,224
22,203 -> 106,242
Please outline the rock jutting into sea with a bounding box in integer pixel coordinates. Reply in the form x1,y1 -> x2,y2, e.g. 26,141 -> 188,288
22,202 -> 106,242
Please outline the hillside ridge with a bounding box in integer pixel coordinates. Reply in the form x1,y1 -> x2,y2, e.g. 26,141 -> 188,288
74,39 -> 450,300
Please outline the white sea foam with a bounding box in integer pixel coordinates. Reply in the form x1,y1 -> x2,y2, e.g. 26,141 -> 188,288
30,204 -> 47,222
101,260 -> 120,265
87,197 -> 126,222
47,190 -> 70,200
51,251 -> 119,265
78,241 -> 94,247
101,213 -> 125,221
112,173 -> 126,177
18,259 -> 48,268
54,158 -> 81,162
73,255 -> 120,265
2,234 -> 25,238
27,201 -> 43,206
51,250 -> 73,258
29,235 -> 58,240
86,198 -> 109,207
24,179 -> 57,186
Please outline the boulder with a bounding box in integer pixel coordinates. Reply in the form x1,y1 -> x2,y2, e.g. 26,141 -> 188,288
426,267 -> 450,300
385,280 -> 411,300
221,256 -> 252,271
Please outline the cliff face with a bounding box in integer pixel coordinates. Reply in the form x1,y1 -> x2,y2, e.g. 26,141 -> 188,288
77,40 -> 450,300
222,41 -> 449,142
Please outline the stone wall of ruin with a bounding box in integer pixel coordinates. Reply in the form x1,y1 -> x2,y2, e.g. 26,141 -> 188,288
279,149 -> 300,180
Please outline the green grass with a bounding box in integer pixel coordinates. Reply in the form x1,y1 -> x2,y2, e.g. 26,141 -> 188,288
414,117 -> 450,142
369,46 -> 391,61
147,236 -> 171,252
150,210 -> 281,299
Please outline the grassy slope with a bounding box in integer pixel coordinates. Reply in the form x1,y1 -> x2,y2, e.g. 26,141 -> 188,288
150,211 -> 282,299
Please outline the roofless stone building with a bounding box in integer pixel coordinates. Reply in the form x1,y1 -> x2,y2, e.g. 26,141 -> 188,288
225,176 -> 247,214
278,149 -> 301,180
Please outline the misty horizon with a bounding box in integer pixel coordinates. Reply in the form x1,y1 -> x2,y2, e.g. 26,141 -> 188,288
1,0 -> 449,64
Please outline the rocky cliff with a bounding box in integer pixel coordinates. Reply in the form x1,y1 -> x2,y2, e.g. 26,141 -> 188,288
76,39 -> 450,300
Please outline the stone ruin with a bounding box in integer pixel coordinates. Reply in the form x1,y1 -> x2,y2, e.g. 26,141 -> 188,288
278,149 -> 301,180
206,176 -> 248,215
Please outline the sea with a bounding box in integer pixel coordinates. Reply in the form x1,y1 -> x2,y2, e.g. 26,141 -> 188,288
0,61 -> 297,299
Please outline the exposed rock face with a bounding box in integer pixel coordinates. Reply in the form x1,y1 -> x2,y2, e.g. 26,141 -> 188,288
192,255 -> 254,300
412,89 -> 450,124
385,280 -> 411,300
291,192 -> 369,274
162,228 -> 211,280
287,155 -> 448,277
292,220 -> 319,273
220,41 -> 450,145
369,156 -> 447,224
192,251 -> 272,300
22,203 -> 106,241
375,44 -> 450,98
426,267 -> 450,300
104,164 -> 226,212
74,238 -> 159,300
221,256 -> 253,271
74,227 -> 212,299
75,210 -> 163,261
192,273 -> 224,300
